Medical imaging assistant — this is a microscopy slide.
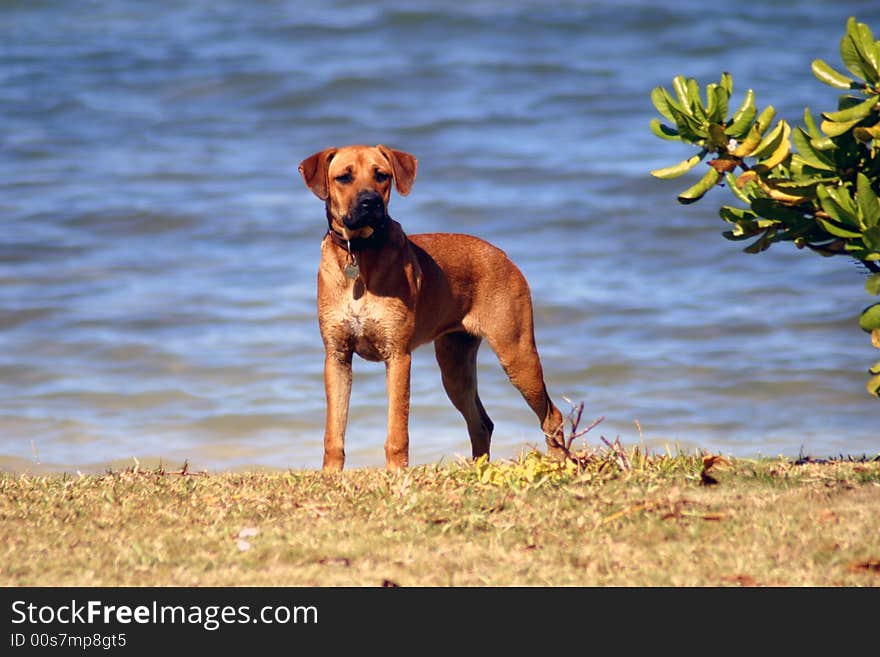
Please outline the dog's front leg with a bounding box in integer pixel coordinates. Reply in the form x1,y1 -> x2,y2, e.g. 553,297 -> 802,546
384,352 -> 412,469
323,352 -> 353,471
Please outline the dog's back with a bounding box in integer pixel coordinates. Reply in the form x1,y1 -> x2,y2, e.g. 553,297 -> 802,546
407,232 -> 533,347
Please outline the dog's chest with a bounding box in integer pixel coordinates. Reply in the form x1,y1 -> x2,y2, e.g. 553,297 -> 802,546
323,293 -> 404,361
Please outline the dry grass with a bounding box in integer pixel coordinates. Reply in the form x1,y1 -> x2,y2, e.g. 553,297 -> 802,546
1,448 -> 878,587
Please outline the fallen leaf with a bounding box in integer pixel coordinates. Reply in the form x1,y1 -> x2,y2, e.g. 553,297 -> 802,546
597,501 -> 652,526
318,556 -> 351,567
819,509 -> 837,523
700,472 -> 719,486
700,454 -> 727,486
848,559 -> 880,574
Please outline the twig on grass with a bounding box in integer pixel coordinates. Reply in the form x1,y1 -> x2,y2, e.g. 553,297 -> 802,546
545,398 -> 605,470
111,459 -> 208,478
600,435 -> 632,472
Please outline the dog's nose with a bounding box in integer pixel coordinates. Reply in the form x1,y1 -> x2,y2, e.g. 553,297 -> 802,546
358,193 -> 383,213
346,190 -> 385,229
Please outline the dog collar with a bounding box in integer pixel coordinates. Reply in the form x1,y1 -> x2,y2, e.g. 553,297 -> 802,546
324,229 -> 361,279
325,217 -> 387,253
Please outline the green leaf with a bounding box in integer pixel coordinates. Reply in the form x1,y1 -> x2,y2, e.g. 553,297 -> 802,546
863,226 -> 880,251
721,230 -> 742,241
703,82 -> 718,113
840,17 -> 875,82
817,184 -> 860,227
725,218 -> 768,239
854,20 -> 880,82
791,127 -> 836,171
719,206 -> 759,224
816,217 -> 863,239
751,120 -> 786,159
666,96 -> 708,141
653,86 -> 705,140
811,135 -> 837,151
672,76 -> 693,115
820,117 -> 863,137
867,374 -> 880,397
822,95 -> 879,123
803,107 -> 822,140
866,273 -> 880,296
651,152 -> 704,179
650,118 -> 680,141
825,185 -> 860,222
859,303 -> 880,332
743,228 -> 777,254
651,86 -> 678,122
846,244 -> 877,261
750,198 -> 811,226
724,89 -> 757,138
687,77 -> 707,121
770,178 -> 833,191
708,85 -> 729,125
731,106 -> 776,157
725,175 -> 752,205
856,173 -> 880,228
811,58 -> 856,89
754,121 -> 792,170
840,20 -> 864,79
677,167 -> 722,204
720,71 -> 733,97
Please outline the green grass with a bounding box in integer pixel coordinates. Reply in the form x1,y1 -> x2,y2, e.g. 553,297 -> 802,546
1,449 -> 879,586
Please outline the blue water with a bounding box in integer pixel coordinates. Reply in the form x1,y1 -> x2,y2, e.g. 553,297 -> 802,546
2,0 -> 879,473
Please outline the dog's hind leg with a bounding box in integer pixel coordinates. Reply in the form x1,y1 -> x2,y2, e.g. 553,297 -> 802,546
485,323 -> 566,459
434,332 -> 494,459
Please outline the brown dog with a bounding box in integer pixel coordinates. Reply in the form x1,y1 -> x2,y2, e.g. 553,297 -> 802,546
298,144 -> 565,470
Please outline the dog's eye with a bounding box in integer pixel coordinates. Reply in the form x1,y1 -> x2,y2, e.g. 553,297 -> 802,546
374,171 -> 390,183
335,172 -> 353,184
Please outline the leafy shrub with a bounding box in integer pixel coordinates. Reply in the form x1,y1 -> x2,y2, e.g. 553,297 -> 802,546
650,17 -> 880,395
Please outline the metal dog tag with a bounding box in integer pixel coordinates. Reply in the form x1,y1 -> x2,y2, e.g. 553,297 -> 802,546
344,262 -> 360,280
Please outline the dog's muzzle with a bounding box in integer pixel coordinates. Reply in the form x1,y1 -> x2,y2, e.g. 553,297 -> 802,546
344,190 -> 386,230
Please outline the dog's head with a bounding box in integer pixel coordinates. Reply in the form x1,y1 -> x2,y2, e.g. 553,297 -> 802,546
298,145 -> 418,241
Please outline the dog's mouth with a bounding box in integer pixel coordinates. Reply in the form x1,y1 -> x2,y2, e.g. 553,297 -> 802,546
340,190 -> 387,239
339,225 -> 375,240
344,191 -> 386,227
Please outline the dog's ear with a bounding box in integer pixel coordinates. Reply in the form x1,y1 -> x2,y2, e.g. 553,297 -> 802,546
377,145 -> 418,196
298,148 -> 338,200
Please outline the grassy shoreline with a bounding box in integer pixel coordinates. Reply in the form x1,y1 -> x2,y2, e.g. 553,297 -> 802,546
2,449 -> 879,586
